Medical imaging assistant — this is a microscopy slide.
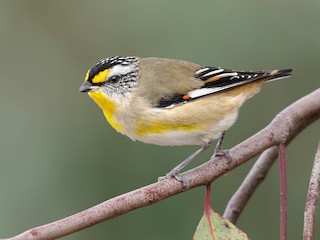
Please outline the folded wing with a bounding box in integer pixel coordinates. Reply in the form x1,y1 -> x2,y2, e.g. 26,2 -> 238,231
156,67 -> 293,108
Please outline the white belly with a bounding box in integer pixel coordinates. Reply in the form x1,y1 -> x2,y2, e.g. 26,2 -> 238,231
134,112 -> 238,146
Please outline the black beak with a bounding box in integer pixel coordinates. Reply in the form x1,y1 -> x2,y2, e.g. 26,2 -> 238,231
79,82 -> 93,92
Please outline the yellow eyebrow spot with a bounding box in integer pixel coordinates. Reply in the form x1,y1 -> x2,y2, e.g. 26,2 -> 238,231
91,69 -> 111,83
84,69 -> 90,81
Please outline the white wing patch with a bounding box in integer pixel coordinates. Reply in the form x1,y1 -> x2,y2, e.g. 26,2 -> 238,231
195,67 -> 210,75
188,79 -> 255,99
210,72 -> 238,78
188,88 -> 219,98
202,69 -> 224,78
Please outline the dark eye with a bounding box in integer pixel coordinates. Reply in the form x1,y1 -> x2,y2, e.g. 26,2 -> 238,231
109,75 -> 120,84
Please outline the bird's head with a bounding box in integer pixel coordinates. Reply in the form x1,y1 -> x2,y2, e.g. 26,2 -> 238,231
79,56 -> 139,133
79,56 -> 139,101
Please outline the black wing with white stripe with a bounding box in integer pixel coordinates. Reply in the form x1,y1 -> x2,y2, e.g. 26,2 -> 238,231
156,67 -> 292,108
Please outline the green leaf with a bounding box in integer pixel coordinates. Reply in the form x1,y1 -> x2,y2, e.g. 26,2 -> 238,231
193,206 -> 250,240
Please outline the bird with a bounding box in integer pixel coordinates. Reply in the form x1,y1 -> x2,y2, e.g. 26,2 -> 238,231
79,56 -> 293,186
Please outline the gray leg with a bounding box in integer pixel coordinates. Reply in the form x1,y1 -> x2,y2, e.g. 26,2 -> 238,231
158,141 -> 212,188
166,141 -> 212,177
214,131 -> 226,154
214,131 -> 231,158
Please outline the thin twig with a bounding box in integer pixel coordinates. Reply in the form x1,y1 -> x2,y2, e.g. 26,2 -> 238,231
204,184 -> 216,240
279,144 -> 287,240
3,88 -> 320,240
303,142 -> 320,240
223,146 -> 278,222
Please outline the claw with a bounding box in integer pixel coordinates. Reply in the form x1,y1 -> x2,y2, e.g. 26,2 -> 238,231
173,173 -> 190,190
214,149 -> 232,163
158,171 -> 190,190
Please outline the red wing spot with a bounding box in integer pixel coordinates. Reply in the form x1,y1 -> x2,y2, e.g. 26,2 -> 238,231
182,95 -> 190,100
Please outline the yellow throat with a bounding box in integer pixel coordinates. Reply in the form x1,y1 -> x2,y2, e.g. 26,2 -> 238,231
88,91 -> 124,133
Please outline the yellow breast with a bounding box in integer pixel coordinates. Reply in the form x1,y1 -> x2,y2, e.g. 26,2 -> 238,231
88,91 -> 124,133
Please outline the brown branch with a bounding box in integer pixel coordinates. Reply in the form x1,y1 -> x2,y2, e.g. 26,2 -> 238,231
3,88 -> 320,240
303,142 -> 320,240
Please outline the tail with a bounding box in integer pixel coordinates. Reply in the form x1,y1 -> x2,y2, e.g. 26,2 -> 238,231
266,68 -> 294,82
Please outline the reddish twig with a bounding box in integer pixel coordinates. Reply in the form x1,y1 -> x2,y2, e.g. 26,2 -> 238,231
2,89 -> 320,240
204,184 -> 216,239
303,143 -> 320,240
279,144 -> 287,240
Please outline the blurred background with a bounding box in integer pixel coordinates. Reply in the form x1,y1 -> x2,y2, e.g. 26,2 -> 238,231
0,1 -> 319,239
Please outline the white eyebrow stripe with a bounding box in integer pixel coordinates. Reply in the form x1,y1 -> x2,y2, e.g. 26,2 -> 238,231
108,65 -> 134,77
202,69 -> 224,77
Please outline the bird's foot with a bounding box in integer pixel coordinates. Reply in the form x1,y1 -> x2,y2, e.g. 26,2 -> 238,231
158,170 -> 190,190
214,149 -> 232,163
